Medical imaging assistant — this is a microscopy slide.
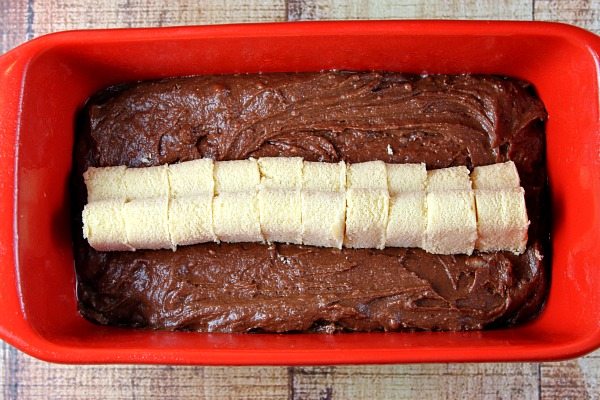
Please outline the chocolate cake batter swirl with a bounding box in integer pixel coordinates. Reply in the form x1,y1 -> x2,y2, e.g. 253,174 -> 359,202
73,72 -> 548,332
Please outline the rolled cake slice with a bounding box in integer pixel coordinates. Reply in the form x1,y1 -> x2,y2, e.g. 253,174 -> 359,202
258,157 -> 303,189
83,166 -> 127,202
386,163 -> 426,196
346,160 -> 388,190
168,194 -> 216,246
472,161 -> 520,189
214,159 -> 260,194
345,188 -> 389,249
258,188 -> 302,244
121,164 -> 170,200
302,160 -> 346,192
301,190 -> 346,249
475,188 -> 529,254
213,191 -> 263,243
385,192 -> 426,248
168,158 -> 214,197
426,166 -> 471,192
424,190 -> 477,255
82,198 -> 133,251
123,197 -> 172,250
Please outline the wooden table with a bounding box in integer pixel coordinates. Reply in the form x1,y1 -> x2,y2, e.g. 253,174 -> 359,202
1,1 -> 599,398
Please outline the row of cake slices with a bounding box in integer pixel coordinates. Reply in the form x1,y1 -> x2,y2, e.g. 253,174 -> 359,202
82,157 -> 528,255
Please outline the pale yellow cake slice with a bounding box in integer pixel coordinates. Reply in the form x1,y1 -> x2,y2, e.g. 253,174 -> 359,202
301,190 -> 346,249
345,188 -> 389,249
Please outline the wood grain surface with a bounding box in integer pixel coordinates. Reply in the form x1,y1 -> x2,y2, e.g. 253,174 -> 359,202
1,1 -> 599,399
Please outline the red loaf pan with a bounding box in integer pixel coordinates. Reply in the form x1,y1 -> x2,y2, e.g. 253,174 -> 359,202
0,21 -> 599,365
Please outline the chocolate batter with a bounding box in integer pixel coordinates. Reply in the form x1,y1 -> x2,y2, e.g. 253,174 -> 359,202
72,72 -> 549,332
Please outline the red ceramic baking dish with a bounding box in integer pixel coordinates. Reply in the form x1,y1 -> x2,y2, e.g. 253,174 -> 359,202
0,21 -> 599,365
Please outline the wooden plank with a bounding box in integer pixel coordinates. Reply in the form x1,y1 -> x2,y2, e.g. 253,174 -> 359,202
541,349 -> 600,400
3,344 -> 600,400
535,0 -> 600,33
0,344 -> 289,399
291,364 -> 540,400
0,0 -> 29,54
287,0 -> 533,20
31,0 -> 286,35
1,342 -> 20,400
